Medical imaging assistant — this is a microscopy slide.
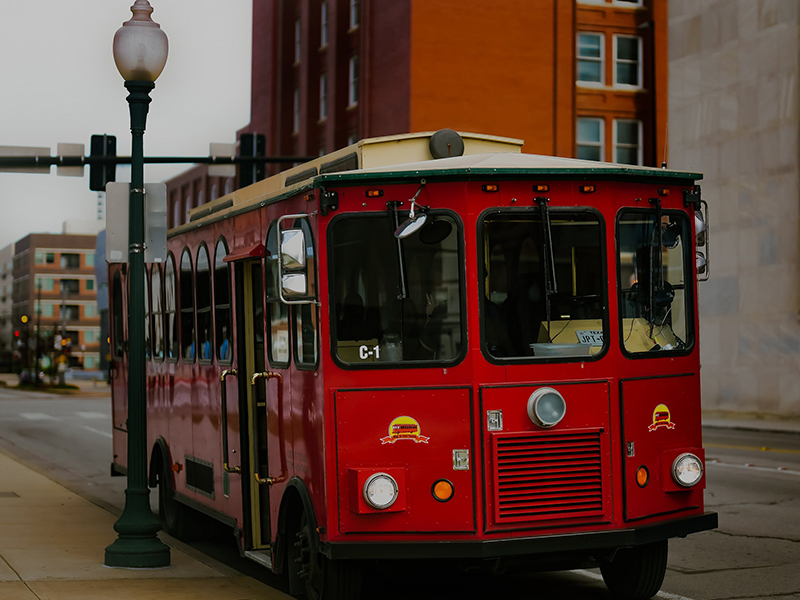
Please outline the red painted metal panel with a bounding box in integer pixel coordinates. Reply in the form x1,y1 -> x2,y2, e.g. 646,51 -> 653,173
335,387 -> 474,534
621,375 -> 705,521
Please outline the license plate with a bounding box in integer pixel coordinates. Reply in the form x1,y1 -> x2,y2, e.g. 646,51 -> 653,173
576,330 -> 603,345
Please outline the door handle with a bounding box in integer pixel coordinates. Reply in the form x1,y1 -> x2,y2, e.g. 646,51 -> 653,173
255,473 -> 286,486
220,368 -> 240,474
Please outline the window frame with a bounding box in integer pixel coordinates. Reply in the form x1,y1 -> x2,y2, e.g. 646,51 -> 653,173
348,55 -> 359,107
151,264 -> 165,362
214,237 -> 233,365
179,248 -> 196,364
349,0 -> 359,29
615,208 -> 696,359
477,206 -> 610,365
265,222 -> 292,369
294,17 -> 301,64
613,118 -> 643,166
327,209 -> 468,370
320,1 -> 329,47
196,243 -> 214,365
613,34 -> 643,89
319,72 -> 328,121
576,32 -> 605,86
576,117 -> 605,162
293,87 -> 301,134
164,252 -> 179,363
292,218 -> 319,371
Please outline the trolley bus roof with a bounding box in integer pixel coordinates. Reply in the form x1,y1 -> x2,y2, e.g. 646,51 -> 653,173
177,131 -> 702,235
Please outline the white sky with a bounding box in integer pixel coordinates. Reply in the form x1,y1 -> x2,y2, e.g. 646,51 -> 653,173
0,0 -> 253,250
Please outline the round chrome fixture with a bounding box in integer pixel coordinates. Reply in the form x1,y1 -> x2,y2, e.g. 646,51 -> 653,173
363,473 -> 399,509
527,387 -> 567,428
672,453 -> 704,487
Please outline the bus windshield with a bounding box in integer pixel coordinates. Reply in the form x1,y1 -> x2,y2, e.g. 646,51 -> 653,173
617,210 -> 693,354
481,210 -> 606,360
329,212 -> 463,366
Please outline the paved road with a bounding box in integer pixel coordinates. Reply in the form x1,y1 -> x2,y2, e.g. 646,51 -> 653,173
0,386 -> 798,599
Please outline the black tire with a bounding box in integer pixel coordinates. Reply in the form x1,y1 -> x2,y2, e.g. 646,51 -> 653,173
288,509 -> 361,600
157,464 -> 198,541
600,540 -> 668,600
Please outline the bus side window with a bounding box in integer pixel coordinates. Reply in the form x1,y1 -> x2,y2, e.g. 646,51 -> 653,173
265,222 -> 290,367
151,264 -> 165,361
214,237 -> 233,364
164,253 -> 179,362
112,271 -> 124,359
294,219 -> 318,368
196,244 -> 213,364
180,248 -> 196,363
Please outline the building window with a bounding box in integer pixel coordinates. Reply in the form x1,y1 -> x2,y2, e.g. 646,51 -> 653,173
85,330 -> 96,343
36,277 -> 54,291
348,133 -> 359,145
63,305 -> 80,321
85,304 -> 96,318
349,0 -> 359,29
35,251 -> 44,264
294,18 -> 301,63
46,253 -> 55,264
61,279 -> 80,295
319,72 -> 327,120
614,35 -> 642,87
86,253 -> 95,267
577,33 -> 604,85
577,118 -> 604,162
293,88 -> 300,134
197,189 -> 204,207
321,1 -> 328,47
61,254 -> 80,269
348,55 -> 359,107
211,184 -> 218,201
87,279 -> 94,291
614,0 -> 643,6
614,119 -> 642,165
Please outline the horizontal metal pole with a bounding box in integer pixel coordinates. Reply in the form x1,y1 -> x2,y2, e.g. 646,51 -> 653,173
0,155 -> 317,167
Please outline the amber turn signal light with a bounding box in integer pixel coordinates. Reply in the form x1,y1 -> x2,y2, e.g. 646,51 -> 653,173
579,185 -> 596,193
366,189 -> 384,197
636,466 -> 649,488
533,184 -> 550,192
482,184 -> 499,192
432,479 -> 455,502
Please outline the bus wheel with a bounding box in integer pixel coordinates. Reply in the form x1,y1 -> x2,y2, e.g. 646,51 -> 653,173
600,540 -> 668,600
289,510 -> 361,600
157,464 -> 197,541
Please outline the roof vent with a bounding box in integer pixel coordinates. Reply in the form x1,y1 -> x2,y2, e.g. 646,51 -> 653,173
429,129 -> 465,159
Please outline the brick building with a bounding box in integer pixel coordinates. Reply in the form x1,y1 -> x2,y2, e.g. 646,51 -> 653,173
167,0 -> 666,226
0,244 -> 14,371
11,234 -> 101,371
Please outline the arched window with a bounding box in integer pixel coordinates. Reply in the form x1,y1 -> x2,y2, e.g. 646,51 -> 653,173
144,269 -> 151,360
196,244 -> 213,363
151,264 -> 165,360
214,238 -> 232,363
164,254 -> 179,361
112,271 -> 124,359
180,249 -> 196,362
294,218 -> 318,368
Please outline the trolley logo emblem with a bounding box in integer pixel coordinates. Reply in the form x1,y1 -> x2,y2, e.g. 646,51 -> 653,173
380,416 -> 430,444
648,404 -> 676,432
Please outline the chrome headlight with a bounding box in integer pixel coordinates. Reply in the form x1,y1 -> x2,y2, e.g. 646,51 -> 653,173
672,453 -> 704,487
363,473 -> 398,509
527,387 -> 566,428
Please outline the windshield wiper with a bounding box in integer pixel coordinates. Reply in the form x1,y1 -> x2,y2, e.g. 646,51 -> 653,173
535,197 -> 557,339
387,201 -> 408,300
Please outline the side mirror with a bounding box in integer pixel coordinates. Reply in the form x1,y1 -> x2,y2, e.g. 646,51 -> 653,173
281,273 -> 308,297
281,229 -> 306,269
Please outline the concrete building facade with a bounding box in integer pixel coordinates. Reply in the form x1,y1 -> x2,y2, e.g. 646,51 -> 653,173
12,234 -> 101,371
668,0 -> 800,417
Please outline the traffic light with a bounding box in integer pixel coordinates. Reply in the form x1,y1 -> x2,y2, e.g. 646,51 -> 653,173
14,330 -> 19,338
238,132 -> 266,188
20,315 -> 28,324
89,134 -> 117,191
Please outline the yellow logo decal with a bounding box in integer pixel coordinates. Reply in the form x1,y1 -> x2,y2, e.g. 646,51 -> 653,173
648,404 -> 676,432
380,416 -> 430,444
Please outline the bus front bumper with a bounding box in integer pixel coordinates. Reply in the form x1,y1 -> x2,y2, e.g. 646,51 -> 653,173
321,511 -> 718,560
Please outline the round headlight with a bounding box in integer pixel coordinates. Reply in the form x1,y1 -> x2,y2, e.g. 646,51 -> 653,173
672,453 -> 704,487
363,473 -> 398,509
527,387 -> 566,428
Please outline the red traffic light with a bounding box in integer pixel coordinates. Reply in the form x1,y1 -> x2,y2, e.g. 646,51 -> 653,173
14,330 -> 19,338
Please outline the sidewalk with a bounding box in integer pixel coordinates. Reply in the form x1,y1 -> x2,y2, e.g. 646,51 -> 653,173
0,373 -> 109,397
703,411 -> 800,435
0,450 -> 292,600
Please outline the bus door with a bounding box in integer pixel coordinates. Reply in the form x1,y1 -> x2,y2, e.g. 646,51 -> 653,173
231,258 -> 271,549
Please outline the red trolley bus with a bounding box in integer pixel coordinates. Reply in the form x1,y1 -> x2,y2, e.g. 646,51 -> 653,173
109,130 -> 716,600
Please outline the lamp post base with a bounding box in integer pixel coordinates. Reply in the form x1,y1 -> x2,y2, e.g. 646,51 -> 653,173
104,536 -> 171,568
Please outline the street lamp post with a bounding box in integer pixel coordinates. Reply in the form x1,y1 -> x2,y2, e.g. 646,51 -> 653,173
104,0 -> 170,568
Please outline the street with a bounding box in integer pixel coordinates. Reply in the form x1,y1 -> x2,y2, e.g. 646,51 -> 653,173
0,386 -> 798,600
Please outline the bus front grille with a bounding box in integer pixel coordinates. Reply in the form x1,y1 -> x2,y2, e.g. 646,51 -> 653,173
492,429 -> 605,524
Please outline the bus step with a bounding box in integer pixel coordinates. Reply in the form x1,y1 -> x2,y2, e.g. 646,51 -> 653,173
244,548 -> 273,570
